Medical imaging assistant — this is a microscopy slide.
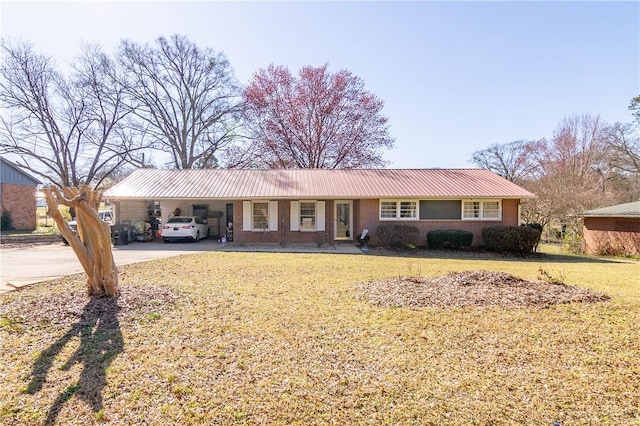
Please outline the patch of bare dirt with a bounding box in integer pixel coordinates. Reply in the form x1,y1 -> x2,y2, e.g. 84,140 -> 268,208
0,285 -> 180,329
355,270 -> 610,308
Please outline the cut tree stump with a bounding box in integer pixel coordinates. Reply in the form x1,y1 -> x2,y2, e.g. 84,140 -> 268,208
42,185 -> 119,297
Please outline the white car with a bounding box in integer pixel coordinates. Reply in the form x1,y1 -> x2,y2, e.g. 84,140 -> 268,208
162,216 -> 209,243
63,210 -> 114,244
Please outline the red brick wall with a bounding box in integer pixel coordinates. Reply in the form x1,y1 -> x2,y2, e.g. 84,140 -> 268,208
357,198 -> 521,247
233,198 -> 523,247
233,200 -> 334,245
1,183 -> 37,231
583,217 -> 640,255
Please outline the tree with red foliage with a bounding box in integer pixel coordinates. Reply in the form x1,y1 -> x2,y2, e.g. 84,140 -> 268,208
230,64 -> 394,169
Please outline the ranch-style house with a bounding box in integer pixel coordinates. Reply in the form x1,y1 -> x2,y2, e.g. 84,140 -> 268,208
103,168 -> 535,247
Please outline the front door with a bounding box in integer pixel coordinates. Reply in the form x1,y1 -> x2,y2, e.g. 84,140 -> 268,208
334,201 -> 353,240
226,203 -> 234,241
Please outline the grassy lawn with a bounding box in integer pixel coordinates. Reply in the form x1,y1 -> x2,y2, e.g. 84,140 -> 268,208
1,248 -> 639,425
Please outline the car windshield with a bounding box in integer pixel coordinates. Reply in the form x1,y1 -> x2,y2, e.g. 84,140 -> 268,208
167,217 -> 193,224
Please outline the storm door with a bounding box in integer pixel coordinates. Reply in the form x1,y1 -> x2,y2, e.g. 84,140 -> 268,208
334,201 -> 353,240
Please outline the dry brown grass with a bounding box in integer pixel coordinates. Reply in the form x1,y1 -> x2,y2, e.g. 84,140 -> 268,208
1,249 -> 639,425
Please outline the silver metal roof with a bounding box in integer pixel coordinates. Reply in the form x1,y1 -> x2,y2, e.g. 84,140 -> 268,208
583,201 -> 640,218
104,168 -> 535,200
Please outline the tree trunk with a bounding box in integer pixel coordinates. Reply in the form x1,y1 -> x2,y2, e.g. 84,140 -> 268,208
42,185 -> 119,297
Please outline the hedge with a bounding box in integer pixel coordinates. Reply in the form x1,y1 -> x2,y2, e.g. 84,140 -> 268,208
481,225 -> 542,253
375,224 -> 420,248
426,229 -> 473,249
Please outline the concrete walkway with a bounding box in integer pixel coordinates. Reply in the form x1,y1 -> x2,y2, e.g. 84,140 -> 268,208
0,239 -> 364,293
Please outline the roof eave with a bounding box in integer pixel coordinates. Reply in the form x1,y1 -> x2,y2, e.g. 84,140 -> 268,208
105,194 -> 535,200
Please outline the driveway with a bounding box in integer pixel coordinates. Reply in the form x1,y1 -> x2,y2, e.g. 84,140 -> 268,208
0,239 -> 223,293
0,239 -> 362,293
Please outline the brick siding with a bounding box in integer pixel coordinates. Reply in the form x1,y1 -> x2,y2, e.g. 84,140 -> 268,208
232,198 -> 523,247
234,200 -> 334,245
1,183 -> 37,231
358,198 -> 520,247
583,217 -> 640,255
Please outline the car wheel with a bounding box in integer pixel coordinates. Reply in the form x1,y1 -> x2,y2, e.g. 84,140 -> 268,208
195,231 -> 200,242
163,238 -> 169,243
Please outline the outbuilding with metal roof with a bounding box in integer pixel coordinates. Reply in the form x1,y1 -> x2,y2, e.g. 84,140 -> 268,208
582,201 -> 640,256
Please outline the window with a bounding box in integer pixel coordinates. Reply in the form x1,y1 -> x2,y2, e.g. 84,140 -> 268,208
483,201 -> 500,219
400,201 -> 417,218
290,201 -> 325,231
419,200 -> 462,219
462,200 -> 501,220
252,202 -> 269,229
380,200 -> 417,220
380,201 -> 397,219
299,202 -> 316,230
243,201 -> 278,231
463,201 -> 480,218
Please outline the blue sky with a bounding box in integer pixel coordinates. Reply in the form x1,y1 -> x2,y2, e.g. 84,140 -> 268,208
1,1 -> 638,169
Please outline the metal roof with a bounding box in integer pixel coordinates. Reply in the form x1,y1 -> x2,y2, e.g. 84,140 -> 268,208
583,201 -> 640,218
103,168 -> 535,200
0,157 -> 41,186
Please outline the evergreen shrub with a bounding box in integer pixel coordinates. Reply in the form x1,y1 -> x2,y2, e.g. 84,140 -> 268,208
481,226 -> 542,253
426,229 -> 473,249
375,224 -> 420,248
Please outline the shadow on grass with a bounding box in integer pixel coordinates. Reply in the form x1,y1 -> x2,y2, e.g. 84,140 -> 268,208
26,296 -> 123,425
364,248 -> 633,264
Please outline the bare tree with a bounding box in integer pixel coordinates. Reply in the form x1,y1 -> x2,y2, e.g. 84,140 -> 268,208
471,139 -> 542,183
43,185 -> 118,296
473,113 -> 638,248
0,40 -> 145,187
72,44 -> 150,185
519,114 -> 624,243
535,114 -> 608,181
117,34 -> 242,169
233,64 -> 395,169
605,122 -> 640,175
602,121 -> 640,201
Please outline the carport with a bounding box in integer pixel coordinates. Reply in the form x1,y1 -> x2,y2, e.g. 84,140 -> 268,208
109,198 -> 235,242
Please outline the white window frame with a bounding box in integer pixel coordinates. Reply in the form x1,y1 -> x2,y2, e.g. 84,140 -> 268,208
243,201 -> 278,231
299,201 -> 316,230
291,200 -> 325,232
251,201 -> 269,230
462,200 -> 502,220
379,200 -> 418,220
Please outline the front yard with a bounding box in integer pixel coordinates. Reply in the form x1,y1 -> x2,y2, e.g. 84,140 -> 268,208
1,249 -> 639,425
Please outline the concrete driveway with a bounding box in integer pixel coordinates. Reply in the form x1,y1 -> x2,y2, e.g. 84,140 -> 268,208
0,239 -> 225,293
1,239 -> 362,293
